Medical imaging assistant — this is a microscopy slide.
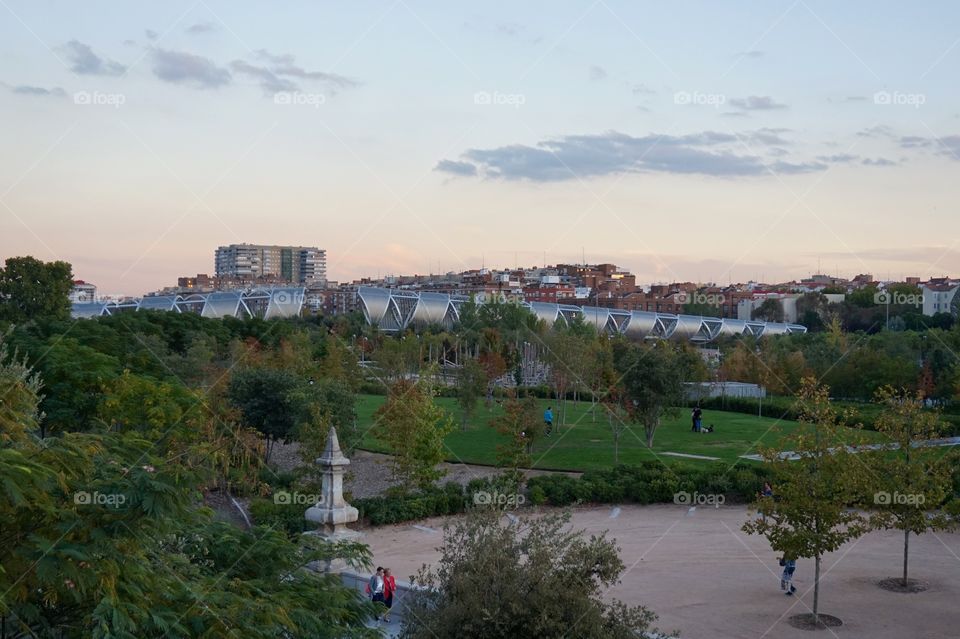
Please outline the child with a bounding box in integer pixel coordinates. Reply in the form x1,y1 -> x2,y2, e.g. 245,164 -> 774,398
779,556 -> 797,595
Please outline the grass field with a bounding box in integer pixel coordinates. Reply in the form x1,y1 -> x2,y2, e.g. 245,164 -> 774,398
355,394 -> 885,471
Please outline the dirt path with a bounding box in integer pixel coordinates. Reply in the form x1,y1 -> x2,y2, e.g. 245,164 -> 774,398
270,441 -> 579,499
362,503 -> 960,639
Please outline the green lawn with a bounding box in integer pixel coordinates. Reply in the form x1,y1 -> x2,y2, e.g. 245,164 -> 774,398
356,394 -> 884,472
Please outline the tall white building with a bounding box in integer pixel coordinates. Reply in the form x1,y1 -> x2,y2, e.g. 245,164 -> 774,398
214,244 -> 326,285
922,280 -> 960,316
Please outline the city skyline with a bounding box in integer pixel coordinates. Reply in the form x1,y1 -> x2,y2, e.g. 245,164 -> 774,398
2,1 -> 960,295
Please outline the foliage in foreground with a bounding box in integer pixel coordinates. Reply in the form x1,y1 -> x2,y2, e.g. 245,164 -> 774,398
0,338 -> 378,639
402,510 -> 664,639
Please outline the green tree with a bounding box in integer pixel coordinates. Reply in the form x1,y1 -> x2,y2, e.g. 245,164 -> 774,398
613,340 -> 685,448
455,357 -> 486,431
796,292 -> 829,331
742,379 -> 870,627
751,298 -> 785,323
867,387 -> 956,588
0,256 -> 74,323
301,377 -> 359,454
375,375 -> 454,490
402,510 -> 661,639
0,337 -> 379,638
34,336 -> 120,436
489,395 -> 540,486
227,367 -> 309,462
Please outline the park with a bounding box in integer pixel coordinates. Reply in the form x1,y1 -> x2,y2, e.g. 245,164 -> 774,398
2,256 -> 960,638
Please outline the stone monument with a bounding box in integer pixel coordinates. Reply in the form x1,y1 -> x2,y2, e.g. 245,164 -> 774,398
305,425 -> 361,541
304,426 -> 362,574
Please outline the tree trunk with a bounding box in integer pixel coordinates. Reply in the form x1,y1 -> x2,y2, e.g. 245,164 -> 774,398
813,555 -> 821,625
645,424 -> 654,448
903,529 -> 910,586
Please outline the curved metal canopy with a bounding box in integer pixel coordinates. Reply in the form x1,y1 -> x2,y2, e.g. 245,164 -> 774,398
354,287 -> 807,342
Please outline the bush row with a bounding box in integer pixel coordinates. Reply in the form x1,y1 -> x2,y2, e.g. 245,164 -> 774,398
526,461 -> 774,507
353,482 -> 470,526
693,395 -> 960,436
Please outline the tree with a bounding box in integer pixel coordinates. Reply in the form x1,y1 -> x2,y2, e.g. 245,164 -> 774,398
0,336 -> 380,638
742,379 -> 870,627
227,367 -> 309,462
375,375 -> 454,490
867,387 -> 956,588
455,357 -> 486,431
402,510 -> 661,639
751,298 -> 785,323
796,292 -> 829,331
34,336 -> 120,436
613,340 -> 685,448
315,378 -> 359,449
489,395 -> 540,487
0,256 -> 74,323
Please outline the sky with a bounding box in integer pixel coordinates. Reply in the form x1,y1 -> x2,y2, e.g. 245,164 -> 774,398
1,1 -> 959,296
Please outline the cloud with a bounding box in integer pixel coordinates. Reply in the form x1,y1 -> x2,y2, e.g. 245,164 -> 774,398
862,157 -> 897,166
749,127 -> 792,145
264,58 -> 357,90
816,153 -> 860,163
151,49 -> 231,88
898,134 -> 960,159
631,83 -> 655,95
434,159 -> 478,176
230,60 -> 297,94
589,65 -> 607,81
729,95 -> 788,111
495,22 -> 525,37
186,22 -> 216,34
145,29 -> 159,41
63,40 -> 126,76
5,83 -> 66,97
857,125 -> 894,138
230,49 -> 359,94
738,50 -> 764,58
436,130 -> 827,181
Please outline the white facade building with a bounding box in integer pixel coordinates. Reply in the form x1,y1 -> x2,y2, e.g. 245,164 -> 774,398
922,282 -> 960,316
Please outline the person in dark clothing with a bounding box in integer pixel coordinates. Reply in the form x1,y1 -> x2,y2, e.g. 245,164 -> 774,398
691,406 -> 703,432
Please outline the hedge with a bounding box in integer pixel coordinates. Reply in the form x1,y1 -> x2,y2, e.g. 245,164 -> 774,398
693,395 -> 960,437
353,482 -> 470,526
526,461 -> 774,507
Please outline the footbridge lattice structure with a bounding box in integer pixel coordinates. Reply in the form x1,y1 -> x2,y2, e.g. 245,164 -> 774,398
357,286 -> 806,343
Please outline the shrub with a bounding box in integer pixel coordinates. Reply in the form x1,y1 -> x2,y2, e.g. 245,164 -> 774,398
249,498 -> 308,537
527,461 -> 772,507
525,475 -> 583,506
354,482 -> 469,526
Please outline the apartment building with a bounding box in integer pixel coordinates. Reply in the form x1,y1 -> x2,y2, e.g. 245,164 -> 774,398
214,244 -> 326,285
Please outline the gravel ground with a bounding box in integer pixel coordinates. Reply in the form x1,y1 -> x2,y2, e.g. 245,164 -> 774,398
206,442 -> 581,527
268,441 -> 579,499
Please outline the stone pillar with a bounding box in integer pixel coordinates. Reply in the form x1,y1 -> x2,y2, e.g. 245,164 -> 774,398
305,426 -> 361,542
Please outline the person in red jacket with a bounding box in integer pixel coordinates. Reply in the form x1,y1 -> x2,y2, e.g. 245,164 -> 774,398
383,567 -> 397,622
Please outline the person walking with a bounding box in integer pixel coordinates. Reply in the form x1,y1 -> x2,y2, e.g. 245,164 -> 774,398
383,567 -> 397,622
544,406 -> 554,436
366,567 -> 385,620
779,556 -> 797,595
